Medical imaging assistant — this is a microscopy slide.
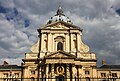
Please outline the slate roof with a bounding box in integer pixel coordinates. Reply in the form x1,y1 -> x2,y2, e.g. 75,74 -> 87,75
47,5 -> 73,24
98,65 -> 120,69
0,65 -> 22,70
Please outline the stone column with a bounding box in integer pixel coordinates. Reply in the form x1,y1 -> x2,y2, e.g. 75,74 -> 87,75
69,64 -> 72,81
46,64 -> 49,81
51,33 -> 54,52
66,64 -> 70,81
72,65 -> 77,81
51,64 -> 54,79
76,66 -> 79,81
69,30 -> 71,52
39,66 -> 42,80
66,65 -> 70,78
79,67 -> 82,80
66,33 -> 69,52
72,65 -> 75,81
49,33 -> 52,52
77,33 -> 80,52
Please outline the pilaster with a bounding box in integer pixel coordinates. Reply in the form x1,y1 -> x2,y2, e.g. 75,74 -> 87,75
51,64 -> 54,78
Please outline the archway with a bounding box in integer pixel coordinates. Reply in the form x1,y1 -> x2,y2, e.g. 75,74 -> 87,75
56,75 -> 64,81
86,77 -> 90,81
31,77 -> 35,81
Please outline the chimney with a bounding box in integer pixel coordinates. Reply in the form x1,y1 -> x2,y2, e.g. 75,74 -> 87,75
102,59 -> 106,65
3,61 -> 8,65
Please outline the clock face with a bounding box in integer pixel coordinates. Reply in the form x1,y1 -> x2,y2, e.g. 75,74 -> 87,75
56,66 -> 64,75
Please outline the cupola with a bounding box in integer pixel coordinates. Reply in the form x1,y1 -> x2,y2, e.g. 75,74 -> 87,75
47,5 -> 73,24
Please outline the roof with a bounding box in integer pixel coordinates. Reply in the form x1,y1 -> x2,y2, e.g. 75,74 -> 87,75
39,21 -> 83,32
0,65 -> 22,70
44,50 -> 76,59
98,65 -> 120,69
47,5 -> 73,24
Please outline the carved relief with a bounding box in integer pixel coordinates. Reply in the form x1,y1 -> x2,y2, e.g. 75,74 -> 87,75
46,59 -> 74,64
82,54 -> 89,57
30,40 -> 39,53
49,23 -> 69,29
56,23 -> 63,28
80,43 -> 90,52
73,34 -> 76,40
51,53 -> 68,58
44,34 -> 47,40
54,36 -> 65,42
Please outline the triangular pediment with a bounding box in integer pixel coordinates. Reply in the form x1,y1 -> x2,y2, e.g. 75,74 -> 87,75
45,50 -> 76,59
41,21 -> 82,31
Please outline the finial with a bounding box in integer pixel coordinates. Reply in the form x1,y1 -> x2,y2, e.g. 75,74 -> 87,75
46,0 -> 73,24
58,0 -> 62,9
102,59 -> 106,65
55,0 -> 65,16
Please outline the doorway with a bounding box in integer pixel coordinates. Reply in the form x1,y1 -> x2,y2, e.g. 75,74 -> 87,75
56,75 -> 64,81
86,77 -> 90,81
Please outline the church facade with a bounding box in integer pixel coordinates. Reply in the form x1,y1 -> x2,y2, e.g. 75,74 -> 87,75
21,5 -> 120,81
0,5 -> 120,81
22,6 -> 97,81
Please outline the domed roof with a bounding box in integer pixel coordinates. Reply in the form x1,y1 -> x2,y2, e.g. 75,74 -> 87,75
47,6 -> 73,24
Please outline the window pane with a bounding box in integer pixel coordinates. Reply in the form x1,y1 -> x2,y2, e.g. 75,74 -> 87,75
112,73 -> 117,77
85,71 -> 90,75
101,73 -> 106,77
57,42 -> 63,51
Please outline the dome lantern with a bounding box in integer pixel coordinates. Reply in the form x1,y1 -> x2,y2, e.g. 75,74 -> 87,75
47,4 -> 73,24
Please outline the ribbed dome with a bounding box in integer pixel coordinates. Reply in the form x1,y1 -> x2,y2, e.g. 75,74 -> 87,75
47,6 -> 73,24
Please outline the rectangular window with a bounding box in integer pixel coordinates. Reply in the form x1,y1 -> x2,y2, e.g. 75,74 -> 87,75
31,71 -> 35,75
85,71 -> 90,75
15,73 -> 19,78
49,64 -> 51,73
112,73 -> 117,77
101,73 -> 106,77
3,73 -> 8,78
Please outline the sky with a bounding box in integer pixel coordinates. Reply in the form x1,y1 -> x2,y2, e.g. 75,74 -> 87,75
0,0 -> 120,66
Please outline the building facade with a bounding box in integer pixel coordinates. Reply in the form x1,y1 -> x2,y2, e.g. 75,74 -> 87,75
22,6 -> 120,81
0,5 -> 120,81
0,61 -> 23,81
22,6 -> 97,81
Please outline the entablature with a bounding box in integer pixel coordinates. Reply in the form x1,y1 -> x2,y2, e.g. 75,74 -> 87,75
25,53 -> 38,59
45,58 -> 75,64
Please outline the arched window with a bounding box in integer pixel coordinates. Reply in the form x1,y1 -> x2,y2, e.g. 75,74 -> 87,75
57,42 -> 63,51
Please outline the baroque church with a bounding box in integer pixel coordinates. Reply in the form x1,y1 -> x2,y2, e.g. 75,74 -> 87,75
0,4 -> 120,81
21,5 -> 120,81
23,5 -> 97,80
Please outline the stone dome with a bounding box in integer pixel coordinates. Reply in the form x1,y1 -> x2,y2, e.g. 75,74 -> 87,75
47,6 -> 73,24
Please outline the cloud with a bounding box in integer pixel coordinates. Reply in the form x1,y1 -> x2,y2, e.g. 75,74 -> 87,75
76,16 -> 120,65
0,0 -> 15,8
0,0 -> 120,66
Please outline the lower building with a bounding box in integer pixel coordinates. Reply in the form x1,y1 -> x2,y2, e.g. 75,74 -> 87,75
0,61 -> 23,81
97,65 -> 120,81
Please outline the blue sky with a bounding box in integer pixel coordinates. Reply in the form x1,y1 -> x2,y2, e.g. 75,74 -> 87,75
0,0 -> 120,66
